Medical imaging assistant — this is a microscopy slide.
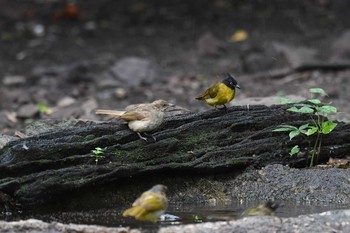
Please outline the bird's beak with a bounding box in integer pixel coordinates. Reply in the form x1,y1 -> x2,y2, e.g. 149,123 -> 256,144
236,84 -> 241,89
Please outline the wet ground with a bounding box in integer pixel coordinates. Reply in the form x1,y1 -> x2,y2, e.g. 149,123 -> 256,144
3,200 -> 350,231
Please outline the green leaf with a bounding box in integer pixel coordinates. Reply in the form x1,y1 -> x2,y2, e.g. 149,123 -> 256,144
277,125 -> 298,129
289,130 -> 300,140
304,126 -> 318,136
37,103 -> 49,113
321,121 -> 337,134
307,99 -> 321,105
273,127 -> 294,132
318,105 -> 337,115
309,88 -> 328,96
287,106 -> 299,112
298,124 -> 309,133
287,106 -> 314,114
289,145 -> 300,156
294,103 -> 313,108
299,106 -> 315,114
298,124 -> 309,130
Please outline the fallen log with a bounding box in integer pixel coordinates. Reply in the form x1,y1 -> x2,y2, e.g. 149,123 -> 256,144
0,104 -> 349,210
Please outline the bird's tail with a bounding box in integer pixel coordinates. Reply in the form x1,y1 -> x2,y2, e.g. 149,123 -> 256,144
195,95 -> 204,100
123,206 -> 146,218
95,109 -> 125,116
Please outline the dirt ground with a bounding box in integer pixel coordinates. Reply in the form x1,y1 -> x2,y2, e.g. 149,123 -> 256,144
1,0 -> 350,135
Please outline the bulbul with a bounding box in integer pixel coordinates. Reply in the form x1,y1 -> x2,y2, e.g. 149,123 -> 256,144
195,73 -> 240,109
244,201 -> 279,216
96,100 -> 171,141
123,184 -> 168,223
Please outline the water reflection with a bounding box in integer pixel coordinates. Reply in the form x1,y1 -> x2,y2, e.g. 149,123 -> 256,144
1,200 -> 349,230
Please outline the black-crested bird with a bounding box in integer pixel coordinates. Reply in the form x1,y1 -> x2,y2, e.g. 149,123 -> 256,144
96,100 -> 171,141
123,184 -> 168,223
195,73 -> 240,109
244,201 -> 279,216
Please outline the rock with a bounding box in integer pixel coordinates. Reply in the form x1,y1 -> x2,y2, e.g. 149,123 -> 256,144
159,209 -> 350,233
272,42 -> 318,67
2,75 -> 26,86
231,95 -> 305,107
330,30 -> 350,61
114,87 -> 128,99
17,104 -> 39,119
197,32 -> 226,57
0,134 -> 17,149
110,57 -> 158,87
25,119 -> 88,136
57,96 -> 76,108
2,209 -> 349,233
0,219 -> 140,233
228,164 -> 350,203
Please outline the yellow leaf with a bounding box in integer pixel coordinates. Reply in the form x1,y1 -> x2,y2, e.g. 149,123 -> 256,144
230,30 -> 248,42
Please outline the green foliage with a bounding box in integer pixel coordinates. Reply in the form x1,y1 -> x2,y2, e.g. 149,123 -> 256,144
37,102 -> 50,114
274,88 -> 338,167
91,147 -> 106,165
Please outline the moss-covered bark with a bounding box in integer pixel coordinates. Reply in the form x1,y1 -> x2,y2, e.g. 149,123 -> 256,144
0,104 -> 349,209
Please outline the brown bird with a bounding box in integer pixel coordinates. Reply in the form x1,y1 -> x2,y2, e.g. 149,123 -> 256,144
96,100 -> 171,141
123,184 -> 168,223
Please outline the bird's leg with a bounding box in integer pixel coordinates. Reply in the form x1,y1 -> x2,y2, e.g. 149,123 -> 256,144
137,132 -> 148,141
215,105 -> 227,111
144,132 -> 157,142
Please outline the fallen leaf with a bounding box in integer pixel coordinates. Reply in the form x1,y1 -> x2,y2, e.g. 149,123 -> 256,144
230,30 -> 248,42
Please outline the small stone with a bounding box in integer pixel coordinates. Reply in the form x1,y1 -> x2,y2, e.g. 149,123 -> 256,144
57,96 -> 76,107
197,31 -> 226,56
272,42 -> 318,67
17,104 -> 39,119
114,87 -> 128,99
0,134 -> 17,149
2,75 -> 26,86
331,30 -> 350,61
110,57 -> 158,87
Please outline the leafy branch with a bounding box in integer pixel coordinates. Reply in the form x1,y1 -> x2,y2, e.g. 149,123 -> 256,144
274,88 -> 337,167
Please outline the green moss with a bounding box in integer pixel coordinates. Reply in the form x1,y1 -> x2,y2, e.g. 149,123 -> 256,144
185,131 -> 214,144
197,179 -> 227,201
112,148 -> 144,160
1,147 -> 12,157
84,134 -> 97,142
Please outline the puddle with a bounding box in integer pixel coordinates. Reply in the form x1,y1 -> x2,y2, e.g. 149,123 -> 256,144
2,200 -> 349,231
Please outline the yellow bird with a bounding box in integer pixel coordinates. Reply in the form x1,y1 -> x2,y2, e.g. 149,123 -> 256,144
123,184 -> 168,223
244,201 -> 279,216
195,73 -> 240,109
96,100 -> 171,141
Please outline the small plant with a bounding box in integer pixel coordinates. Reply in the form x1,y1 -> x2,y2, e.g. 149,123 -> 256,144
91,147 -> 106,165
37,102 -> 52,114
274,88 -> 338,167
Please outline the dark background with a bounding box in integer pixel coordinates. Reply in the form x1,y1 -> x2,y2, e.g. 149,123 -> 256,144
1,0 -> 350,135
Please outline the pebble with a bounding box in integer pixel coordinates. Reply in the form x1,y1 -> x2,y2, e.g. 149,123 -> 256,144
17,104 -> 39,119
110,57 -> 158,87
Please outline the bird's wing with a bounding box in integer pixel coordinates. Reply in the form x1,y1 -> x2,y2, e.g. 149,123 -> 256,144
196,83 -> 219,99
95,109 -> 126,116
134,192 -> 166,211
119,110 -> 150,121
141,192 -> 166,211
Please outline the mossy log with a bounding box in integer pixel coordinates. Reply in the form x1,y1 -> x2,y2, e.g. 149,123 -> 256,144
0,104 -> 349,209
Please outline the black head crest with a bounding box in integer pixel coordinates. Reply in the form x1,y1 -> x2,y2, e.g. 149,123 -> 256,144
222,73 -> 240,90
